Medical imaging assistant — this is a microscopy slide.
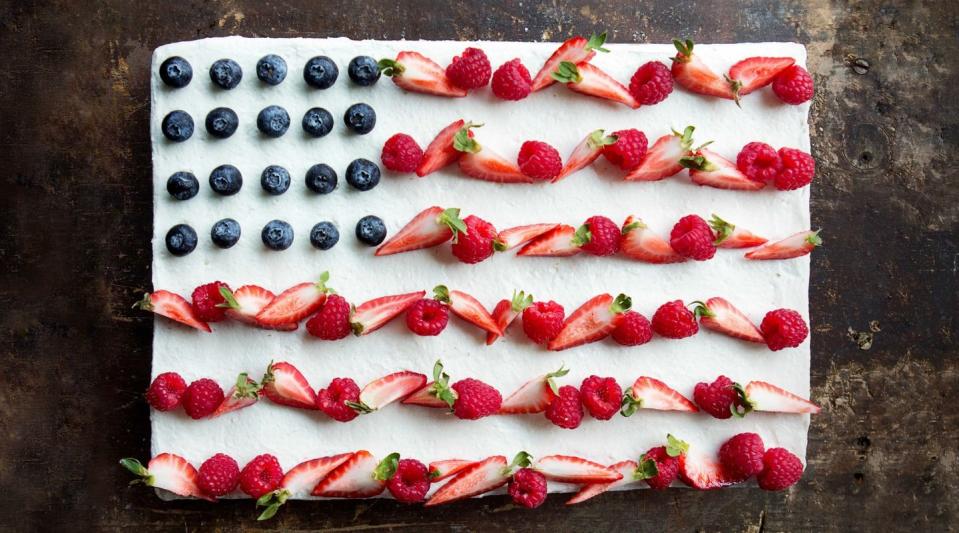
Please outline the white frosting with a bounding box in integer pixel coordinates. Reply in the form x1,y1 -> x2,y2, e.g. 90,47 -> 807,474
151,37 -> 811,498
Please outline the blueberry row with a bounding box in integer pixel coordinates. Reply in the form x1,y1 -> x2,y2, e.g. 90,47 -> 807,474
166,160 -> 380,199
160,54 -> 380,90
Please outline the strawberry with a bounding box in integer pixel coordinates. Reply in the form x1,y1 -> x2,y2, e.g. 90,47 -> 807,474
566,460 -> 638,505
417,119 -> 467,177
375,207 -> 466,256
533,455 -> 623,483
498,365 -> 569,414
493,224 -> 558,252
378,51 -> 467,97
556,129 -> 617,181
548,293 -> 631,351
424,454 -> 513,506
693,297 -> 764,343
255,273 -> 332,327
261,361 -> 317,410
220,285 -> 296,331
551,61 -> 639,108
256,453 -> 353,520
211,373 -> 261,418
709,214 -> 768,248
745,230 -> 822,260
428,459 -> 476,482
516,224 -> 581,256
670,38 -> 735,100
350,290 -> 426,335
120,454 -> 209,500
455,126 -> 533,184
728,56 -> 796,101
349,370 -> 427,413
678,448 -> 737,490
433,285 -> 501,336
624,126 -> 695,181
531,32 -> 609,91
485,290 -> 533,345
312,450 -> 386,498
134,290 -> 211,332
681,148 -> 766,190
743,381 -> 820,414
401,381 -> 450,408
620,217 -> 687,264
620,376 -> 699,415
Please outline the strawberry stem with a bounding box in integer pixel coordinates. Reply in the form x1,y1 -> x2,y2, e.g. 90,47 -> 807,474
807,230 -> 823,247
550,61 -> 582,84
672,38 -> 694,61
119,458 -> 151,485
439,208 -> 467,243
432,285 -> 451,304
730,382 -> 755,418
216,286 -> 241,309
611,294 -> 632,314
256,489 -> 290,521
453,122 -> 482,153
133,293 -> 153,311
633,455 -> 658,480
709,214 -> 735,245
503,451 -> 533,476
619,390 -> 642,417
691,301 -> 714,319
571,224 -> 591,247
586,32 -> 610,53
510,290 -> 534,313
665,434 -> 689,456
586,129 -> 617,150
377,58 -> 404,77
545,364 -> 569,395
373,452 -> 401,481
429,359 -> 457,408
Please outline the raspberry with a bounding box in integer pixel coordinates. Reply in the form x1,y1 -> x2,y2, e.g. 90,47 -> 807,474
760,308 -> 809,351
719,432 -> 766,481
611,311 -> 653,346
736,142 -> 782,183
508,467 -> 547,508
545,385 -> 583,429
387,458 -> 430,503
669,214 -> 716,261
182,378 -> 224,419
651,300 -> 699,339
451,215 -> 497,264
305,294 -> 352,340
602,129 -> 648,171
629,61 -> 673,105
517,140 -> 562,181
381,133 -> 423,173
145,372 -> 187,411
239,454 -> 283,498
573,215 -> 621,256
197,453 -> 239,497
191,281 -> 230,322
446,47 -> 492,90
522,301 -> 565,344
757,448 -> 804,490
580,375 -> 621,420
772,65 -> 814,105
640,446 -> 679,490
774,147 -> 815,191
316,377 -> 361,422
451,378 -> 502,420
406,298 -> 449,336
491,58 -> 532,100
693,375 -> 745,419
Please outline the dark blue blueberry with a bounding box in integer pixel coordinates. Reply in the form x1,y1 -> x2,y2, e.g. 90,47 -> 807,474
344,103 -> 376,134
261,220 -> 294,250
256,54 -> 288,85
348,56 -> 380,86
165,224 -> 198,256
161,110 -> 194,142
346,158 -> 380,191
209,58 -> 242,89
209,164 -> 243,195
303,56 -> 338,89
260,165 -> 291,195
205,107 -> 239,138
211,218 -> 241,248
302,107 -> 334,137
166,171 -> 199,200
305,164 -> 337,194
257,105 -> 291,137
355,215 -> 386,246
310,221 -> 340,250
160,56 -> 193,88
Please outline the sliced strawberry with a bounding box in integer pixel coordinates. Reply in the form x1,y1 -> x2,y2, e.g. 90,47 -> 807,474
428,459 -> 477,482
350,290 -> 427,335
516,224 -> 581,257
220,285 -> 296,331
312,450 -> 386,498
678,449 -> 737,490
255,273 -> 331,327
424,455 -> 509,506
350,371 -> 427,413
671,38 -> 735,100
728,56 -> 796,100
401,381 -> 449,408
745,230 -> 822,260
417,119 -> 467,177
434,285 -> 502,336
556,129 -> 617,181
499,365 -> 568,414
256,453 -> 354,520
531,33 -> 608,91
682,148 -> 766,191
459,149 -> 533,184
534,455 -> 623,483
552,61 -> 639,108
375,207 -> 466,256
548,293 -> 631,351
624,126 -> 694,181
379,51 -> 467,97
620,216 -> 687,264
120,453 -> 209,500
566,460 -> 638,505
262,361 -> 317,410
135,291 -> 211,332
693,297 -> 764,343
620,376 -> 699,415
485,290 -> 533,344
744,381 -> 820,414
709,214 -> 767,249
494,224 -> 558,252
211,373 -> 261,418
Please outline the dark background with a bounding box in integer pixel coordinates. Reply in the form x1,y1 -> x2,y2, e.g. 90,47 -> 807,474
1,0 -> 956,531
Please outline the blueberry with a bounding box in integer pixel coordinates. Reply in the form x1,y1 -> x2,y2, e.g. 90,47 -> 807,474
257,105 -> 290,137
303,56 -> 338,89
260,165 -> 291,195
166,224 -> 198,256
355,215 -> 387,246
166,171 -> 199,200
302,107 -> 334,137
160,56 -> 193,88
209,164 -> 243,195
205,107 -> 239,138
262,220 -> 294,250
161,110 -> 194,142
209,58 -> 242,89
211,218 -> 241,248
346,158 -> 380,191
310,221 -> 340,250
348,56 -> 381,86
256,54 -> 288,85
305,163 -> 337,194
344,103 -> 376,134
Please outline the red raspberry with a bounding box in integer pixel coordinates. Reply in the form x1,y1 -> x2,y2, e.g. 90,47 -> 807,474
491,58 -> 532,100
387,458 -> 430,503
651,300 -> 699,339
737,141 -> 782,183
772,65 -> 814,105
629,61 -> 673,105
508,467 -> 547,508
316,377 -> 361,422
640,446 -> 679,490
406,298 -> 449,336
574,215 -> 621,256
197,453 -> 239,498
451,378 -> 502,420
145,371 -> 187,411
381,133 -> 424,173
451,215 -> 497,264
305,294 -> 352,340
446,47 -> 492,90
774,147 -> 815,190
760,308 -> 809,350
611,311 -> 653,346
719,432 -> 766,481
239,454 -> 283,498
602,129 -> 648,171
545,385 -> 583,429
191,281 -> 230,322
693,375 -> 745,419
182,378 -> 225,419
757,448 -> 804,490
522,301 -> 565,344
669,214 -> 716,261
579,375 -> 621,420
517,140 -> 562,181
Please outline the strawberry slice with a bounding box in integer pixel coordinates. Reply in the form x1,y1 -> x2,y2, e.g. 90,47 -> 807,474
709,214 -> 768,248
624,126 -> 695,181
744,380 -> 820,414
566,460 -> 638,505
312,450 -> 387,498
219,285 -> 297,331
433,285 -> 502,336
135,290 -> 211,332
516,224 -> 581,256
211,373 -> 261,418
728,56 -> 796,100
262,361 -> 317,410
375,207 -> 466,256
424,455 -> 509,506
556,129 -> 617,181
678,449 -> 737,490
533,455 -> 623,483
693,297 -> 764,343
120,453 -> 209,500
493,224 -> 558,252
378,51 -> 467,97
401,381 -> 449,408
531,32 -> 609,91
428,459 -> 477,482
499,365 -> 568,414
256,453 -> 354,520
620,216 -> 687,264
681,148 -> 766,190
548,293 -> 631,351
350,370 -> 427,413
485,290 -> 533,344
255,273 -> 332,327
620,376 -> 699,415
745,230 -> 822,260
671,38 -> 736,100
350,290 -> 427,335
417,119 -> 467,177
552,61 -> 639,108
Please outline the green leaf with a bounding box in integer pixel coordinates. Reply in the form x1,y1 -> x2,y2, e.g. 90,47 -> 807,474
428,360 -> 457,409
429,469 -> 441,479
452,122 -> 482,153
620,390 -> 642,417
545,364 -> 569,395
633,456 -> 659,480
373,453 -> 401,481
586,129 -> 617,150
807,230 -> 823,247
345,400 -> 375,414
234,373 -> 262,399
586,32 -> 610,53
506,451 -> 533,475
255,489 -> 289,521
510,290 -> 534,313
691,301 -> 713,320
571,224 -> 591,248
677,125 -> 696,150
316,271 -> 332,294
550,61 -> 582,84
611,294 -> 632,313
119,458 -> 150,484
216,286 -> 240,309
433,285 -> 450,303
621,219 -> 644,235
133,293 -> 153,311
666,434 -> 689,457
377,58 -> 403,77
730,382 -> 755,418
678,154 -> 718,172
439,208 -> 468,243
673,38 -> 694,57
709,214 -> 734,245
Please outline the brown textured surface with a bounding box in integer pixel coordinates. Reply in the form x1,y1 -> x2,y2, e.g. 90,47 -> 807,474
1,0 -> 956,530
